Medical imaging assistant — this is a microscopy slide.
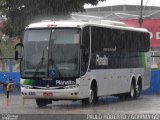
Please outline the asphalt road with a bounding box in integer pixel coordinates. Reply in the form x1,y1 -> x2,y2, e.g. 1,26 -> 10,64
0,94 -> 160,115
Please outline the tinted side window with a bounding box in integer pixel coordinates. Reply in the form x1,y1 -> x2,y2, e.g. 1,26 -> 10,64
112,29 -> 150,52
91,26 -> 115,53
91,26 -> 150,52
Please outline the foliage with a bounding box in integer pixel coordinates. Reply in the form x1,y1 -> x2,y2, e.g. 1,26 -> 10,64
0,0 -> 105,38
0,36 -> 20,71
0,36 -> 15,57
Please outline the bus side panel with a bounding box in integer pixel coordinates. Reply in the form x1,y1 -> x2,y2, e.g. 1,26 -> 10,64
80,68 -> 147,97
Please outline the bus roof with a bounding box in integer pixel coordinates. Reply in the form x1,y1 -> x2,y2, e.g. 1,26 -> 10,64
26,20 -> 149,33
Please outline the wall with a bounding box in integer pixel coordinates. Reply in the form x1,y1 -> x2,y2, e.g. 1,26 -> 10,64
0,72 -> 20,93
143,70 -> 160,94
123,19 -> 160,48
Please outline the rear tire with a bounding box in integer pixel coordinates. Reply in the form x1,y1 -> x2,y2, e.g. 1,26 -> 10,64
135,83 -> 141,98
127,83 -> 136,99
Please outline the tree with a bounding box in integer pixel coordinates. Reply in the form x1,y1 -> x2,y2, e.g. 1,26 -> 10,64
0,36 -> 16,71
0,0 -> 105,38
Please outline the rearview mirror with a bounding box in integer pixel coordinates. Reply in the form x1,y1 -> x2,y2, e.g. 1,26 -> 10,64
14,43 -> 24,60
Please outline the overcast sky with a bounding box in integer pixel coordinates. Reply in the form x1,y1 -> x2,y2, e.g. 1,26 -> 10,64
84,0 -> 160,8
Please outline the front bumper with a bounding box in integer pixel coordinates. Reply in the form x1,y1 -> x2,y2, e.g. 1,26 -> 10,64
21,87 -> 80,100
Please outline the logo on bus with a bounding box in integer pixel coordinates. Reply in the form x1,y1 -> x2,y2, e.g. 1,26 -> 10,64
56,80 -> 76,86
49,69 -> 56,77
96,54 -> 108,66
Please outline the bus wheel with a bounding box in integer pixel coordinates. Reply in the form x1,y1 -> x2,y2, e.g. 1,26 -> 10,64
128,83 -> 136,99
35,99 -> 47,107
135,83 -> 141,98
82,84 -> 97,105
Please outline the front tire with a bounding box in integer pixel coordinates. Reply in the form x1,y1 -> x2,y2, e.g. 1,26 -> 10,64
35,99 -> 47,107
82,85 -> 98,105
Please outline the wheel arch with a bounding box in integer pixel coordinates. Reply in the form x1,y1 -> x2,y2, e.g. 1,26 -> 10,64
89,78 -> 98,95
90,79 -> 98,90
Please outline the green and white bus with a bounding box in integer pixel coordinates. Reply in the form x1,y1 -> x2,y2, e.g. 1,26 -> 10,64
15,20 -> 151,107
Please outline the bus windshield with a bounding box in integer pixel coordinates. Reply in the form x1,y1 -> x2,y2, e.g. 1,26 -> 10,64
22,28 -> 80,79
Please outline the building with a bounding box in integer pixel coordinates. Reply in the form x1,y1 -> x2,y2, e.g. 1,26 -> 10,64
73,5 -> 160,68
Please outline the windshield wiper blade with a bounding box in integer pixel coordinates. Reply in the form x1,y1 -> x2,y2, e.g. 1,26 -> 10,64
48,51 -> 63,78
33,50 -> 45,78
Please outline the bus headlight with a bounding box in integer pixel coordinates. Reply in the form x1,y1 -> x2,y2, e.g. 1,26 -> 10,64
64,84 -> 79,89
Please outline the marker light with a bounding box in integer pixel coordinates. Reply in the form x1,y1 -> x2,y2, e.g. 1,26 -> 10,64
48,24 -> 57,27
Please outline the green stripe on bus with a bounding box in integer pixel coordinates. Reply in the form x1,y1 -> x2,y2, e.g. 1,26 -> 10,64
140,53 -> 146,68
23,79 -> 34,85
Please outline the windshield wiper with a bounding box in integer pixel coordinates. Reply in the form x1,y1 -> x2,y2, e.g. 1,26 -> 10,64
48,50 -> 63,78
33,50 -> 45,78
48,38 -> 63,78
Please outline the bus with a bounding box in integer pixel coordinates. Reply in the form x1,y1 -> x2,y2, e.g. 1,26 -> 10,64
15,20 -> 151,107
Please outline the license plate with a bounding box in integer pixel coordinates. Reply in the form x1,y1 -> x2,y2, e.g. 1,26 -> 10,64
43,92 -> 53,97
